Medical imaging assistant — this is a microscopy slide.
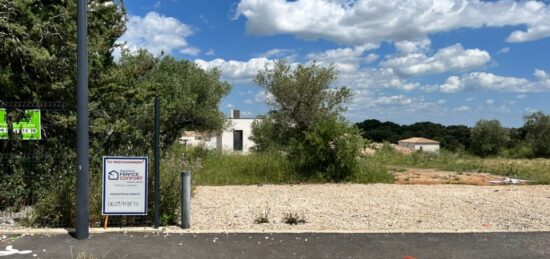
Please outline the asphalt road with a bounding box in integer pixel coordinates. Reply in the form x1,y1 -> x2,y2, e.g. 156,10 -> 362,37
1,232 -> 549,259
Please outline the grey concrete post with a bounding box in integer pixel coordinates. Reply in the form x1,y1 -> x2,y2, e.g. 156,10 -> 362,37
181,171 -> 191,229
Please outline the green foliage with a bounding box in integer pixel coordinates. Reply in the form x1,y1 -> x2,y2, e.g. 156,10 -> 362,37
282,213 -> 306,225
251,60 -> 362,181
369,147 -> 550,184
1,0 -> 125,211
254,206 -> 270,224
470,119 -> 510,157
289,117 -> 364,181
165,145 -> 391,187
524,112 -> 550,158
355,119 -> 471,151
193,149 -> 297,185
93,51 -> 231,155
1,1 -> 231,226
250,116 -> 283,152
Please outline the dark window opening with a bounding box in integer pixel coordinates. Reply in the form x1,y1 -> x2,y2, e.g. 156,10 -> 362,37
233,130 -> 243,151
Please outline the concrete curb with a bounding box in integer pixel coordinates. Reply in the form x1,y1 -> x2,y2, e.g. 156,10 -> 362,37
2,227 -> 550,235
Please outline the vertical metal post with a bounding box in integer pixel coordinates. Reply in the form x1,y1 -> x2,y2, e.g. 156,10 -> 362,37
181,171 -> 191,229
153,97 -> 160,228
75,0 -> 89,240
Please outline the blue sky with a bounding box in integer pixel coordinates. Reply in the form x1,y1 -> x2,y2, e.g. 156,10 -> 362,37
119,0 -> 550,127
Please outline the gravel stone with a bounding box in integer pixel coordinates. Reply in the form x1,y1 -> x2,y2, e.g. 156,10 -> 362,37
191,184 -> 550,231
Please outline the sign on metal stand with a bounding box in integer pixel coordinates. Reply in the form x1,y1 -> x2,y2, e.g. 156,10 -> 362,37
102,157 -> 148,215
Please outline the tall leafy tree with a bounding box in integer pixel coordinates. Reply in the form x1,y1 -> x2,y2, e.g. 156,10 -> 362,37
252,60 -> 362,181
1,1 -> 231,225
524,112 -> 550,158
470,119 -> 509,157
94,50 -> 231,155
1,0 -> 126,211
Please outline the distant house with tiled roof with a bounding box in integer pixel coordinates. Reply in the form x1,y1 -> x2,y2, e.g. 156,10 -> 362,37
398,137 -> 440,153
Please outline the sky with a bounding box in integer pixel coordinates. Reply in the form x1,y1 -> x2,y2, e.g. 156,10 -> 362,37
118,0 -> 550,127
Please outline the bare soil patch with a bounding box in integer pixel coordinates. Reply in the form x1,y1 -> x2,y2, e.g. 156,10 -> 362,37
394,168 -> 514,185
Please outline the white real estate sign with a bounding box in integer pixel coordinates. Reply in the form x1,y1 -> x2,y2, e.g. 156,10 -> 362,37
102,156 -> 148,215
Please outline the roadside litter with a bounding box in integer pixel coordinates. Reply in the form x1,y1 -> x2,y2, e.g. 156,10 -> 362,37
489,177 -> 530,185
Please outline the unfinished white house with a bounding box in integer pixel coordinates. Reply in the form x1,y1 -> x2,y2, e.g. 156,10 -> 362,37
215,109 -> 258,154
398,137 -> 440,153
178,109 -> 258,154
178,131 -> 217,149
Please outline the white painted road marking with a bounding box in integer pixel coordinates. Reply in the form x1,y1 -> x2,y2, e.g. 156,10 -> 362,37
0,245 -> 32,256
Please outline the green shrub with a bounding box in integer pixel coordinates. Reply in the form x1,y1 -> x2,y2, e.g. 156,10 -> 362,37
193,149 -> 296,185
282,213 -> 306,225
524,112 -> 550,158
289,118 -> 364,181
470,119 -> 510,157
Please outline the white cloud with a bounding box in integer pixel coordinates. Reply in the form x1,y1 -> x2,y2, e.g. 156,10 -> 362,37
525,107 -> 539,114
194,58 -> 275,82
241,111 -> 255,118
372,95 -> 413,106
534,69 -> 549,80
466,97 -> 476,102
493,105 -> 511,113
440,76 -> 463,93
517,94 -> 527,99
365,53 -> 379,64
244,99 -> 254,104
180,47 -> 200,56
347,93 -> 447,119
497,47 -> 510,54
254,91 -> 275,104
382,44 -> 491,77
437,99 -> 447,104
486,99 -> 495,105
206,49 -> 215,56
394,39 -> 431,54
236,0 -> 550,46
453,105 -> 471,112
116,12 -> 198,57
306,45 -> 378,73
259,48 -> 296,59
226,104 -> 235,108
440,69 -> 550,93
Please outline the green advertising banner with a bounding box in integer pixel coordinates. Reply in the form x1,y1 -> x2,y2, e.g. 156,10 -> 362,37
0,108 -> 41,140
0,109 -> 6,139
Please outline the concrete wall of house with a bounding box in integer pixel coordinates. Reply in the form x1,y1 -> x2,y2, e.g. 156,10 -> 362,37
414,144 -> 440,152
398,142 -> 440,153
399,143 -> 416,150
217,119 -> 257,154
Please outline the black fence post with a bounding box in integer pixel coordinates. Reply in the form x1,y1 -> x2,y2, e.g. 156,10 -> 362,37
154,96 -> 160,228
75,0 -> 89,240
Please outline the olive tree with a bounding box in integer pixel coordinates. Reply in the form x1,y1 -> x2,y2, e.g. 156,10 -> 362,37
251,60 -> 363,181
470,119 -> 509,157
524,112 -> 550,158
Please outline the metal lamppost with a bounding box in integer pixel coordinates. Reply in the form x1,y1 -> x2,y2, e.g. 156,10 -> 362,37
75,0 -> 89,240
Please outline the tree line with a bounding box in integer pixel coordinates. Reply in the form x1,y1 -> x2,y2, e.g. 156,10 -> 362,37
355,112 -> 550,158
1,0 -> 230,222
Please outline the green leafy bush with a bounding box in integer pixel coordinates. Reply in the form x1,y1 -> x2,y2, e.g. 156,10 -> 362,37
470,119 -> 510,157
524,112 -> 550,158
289,117 -> 364,181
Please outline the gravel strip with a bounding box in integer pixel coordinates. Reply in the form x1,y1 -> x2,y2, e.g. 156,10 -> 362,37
191,184 -> 550,232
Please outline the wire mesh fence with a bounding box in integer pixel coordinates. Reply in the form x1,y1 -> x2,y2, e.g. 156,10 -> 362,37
1,101 -> 156,229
